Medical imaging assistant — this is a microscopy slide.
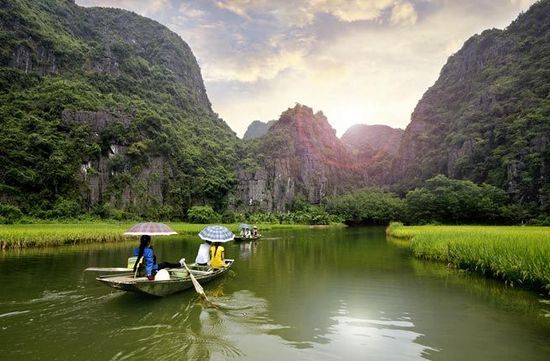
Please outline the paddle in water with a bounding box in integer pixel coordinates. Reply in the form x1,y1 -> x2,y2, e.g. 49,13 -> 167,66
180,259 -> 215,306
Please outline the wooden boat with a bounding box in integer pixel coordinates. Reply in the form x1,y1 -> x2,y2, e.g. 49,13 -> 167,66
234,235 -> 261,242
96,259 -> 234,297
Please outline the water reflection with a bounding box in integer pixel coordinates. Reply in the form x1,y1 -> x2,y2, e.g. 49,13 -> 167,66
323,313 -> 437,360
0,227 -> 549,360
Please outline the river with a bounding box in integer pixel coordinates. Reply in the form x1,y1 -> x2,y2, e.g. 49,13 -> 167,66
0,227 -> 548,360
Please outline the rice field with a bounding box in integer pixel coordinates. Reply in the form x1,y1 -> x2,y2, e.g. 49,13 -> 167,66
0,222 -> 316,249
386,223 -> 550,294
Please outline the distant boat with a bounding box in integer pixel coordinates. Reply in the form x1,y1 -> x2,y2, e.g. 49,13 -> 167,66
96,259 -> 234,297
234,235 -> 261,242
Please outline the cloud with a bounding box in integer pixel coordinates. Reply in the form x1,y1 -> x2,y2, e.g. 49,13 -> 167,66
214,0 -> 398,26
178,3 -> 206,20
390,2 -> 418,26
312,0 -> 395,22
203,48 -> 307,82
205,0 -> 540,136
76,0 -> 540,137
215,0 -> 254,20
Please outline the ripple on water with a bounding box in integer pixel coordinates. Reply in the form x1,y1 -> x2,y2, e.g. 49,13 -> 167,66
0,310 -> 30,318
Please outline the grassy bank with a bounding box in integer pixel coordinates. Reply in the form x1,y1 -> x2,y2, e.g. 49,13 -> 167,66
386,223 -> 550,294
0,222 -> 329,249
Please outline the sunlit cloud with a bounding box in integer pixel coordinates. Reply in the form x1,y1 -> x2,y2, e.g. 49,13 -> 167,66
390,2 -> 417,25
316,0 -> 395,22
215,0 -> 253,20
203,48 -> 307,82
214,0 -> 398,26
76,0 -> 539,137
178,3 -> 206,19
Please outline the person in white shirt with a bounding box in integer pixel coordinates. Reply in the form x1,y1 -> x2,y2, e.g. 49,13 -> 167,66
195,240 -> 211,266
244,227 -> 252,239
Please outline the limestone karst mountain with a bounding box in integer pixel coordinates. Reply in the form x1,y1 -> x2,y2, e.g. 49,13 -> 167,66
236,105 -> 363,211
0,0 -> 237,218
391,0 -> 549,214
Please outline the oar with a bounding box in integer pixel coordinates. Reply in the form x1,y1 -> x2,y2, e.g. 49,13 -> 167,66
181,259 -> 210,303
84,267 -> 132,272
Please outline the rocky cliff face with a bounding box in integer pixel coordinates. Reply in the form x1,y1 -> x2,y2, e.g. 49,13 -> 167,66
236,105 -> 364,211
243,120 -> 276,140
62,110 -> 168,210
392,0 -> 549,212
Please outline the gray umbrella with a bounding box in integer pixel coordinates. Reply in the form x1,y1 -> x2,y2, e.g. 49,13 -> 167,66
198,225 -> 235,243
123,222 -> 177,236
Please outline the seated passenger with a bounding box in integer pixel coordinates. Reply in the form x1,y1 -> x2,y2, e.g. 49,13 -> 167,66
195,240 -> 211,266
209,242 -> 225,268
133,235 -> 184,280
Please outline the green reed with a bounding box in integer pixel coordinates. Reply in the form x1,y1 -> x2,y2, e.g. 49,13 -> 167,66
0,222 -> 316,249
387,223 -> 550,294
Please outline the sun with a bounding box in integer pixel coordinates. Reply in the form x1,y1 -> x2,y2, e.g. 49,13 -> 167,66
326,104 -> 373,137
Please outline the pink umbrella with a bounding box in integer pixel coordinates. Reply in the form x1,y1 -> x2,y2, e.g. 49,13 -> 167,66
123,222 -> 177,236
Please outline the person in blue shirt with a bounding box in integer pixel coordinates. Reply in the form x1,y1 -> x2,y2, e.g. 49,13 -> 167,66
133,235 -> 184,280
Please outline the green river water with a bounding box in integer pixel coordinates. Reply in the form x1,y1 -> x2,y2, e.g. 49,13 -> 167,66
0,227 -> 548,360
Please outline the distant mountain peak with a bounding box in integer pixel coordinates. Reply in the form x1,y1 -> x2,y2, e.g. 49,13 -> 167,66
243,120 -> 276,140
341,124 -> 404,156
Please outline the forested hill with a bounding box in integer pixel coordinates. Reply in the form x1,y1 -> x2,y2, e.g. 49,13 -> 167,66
0,0 -> 238,219
392,0 -> 549,215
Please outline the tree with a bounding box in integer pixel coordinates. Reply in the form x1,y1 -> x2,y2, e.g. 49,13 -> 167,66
324,188 -> 405,225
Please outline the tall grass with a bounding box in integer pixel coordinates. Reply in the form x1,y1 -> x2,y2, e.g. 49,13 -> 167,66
386,223 -> 550,294
0,222 -> 317,249
0,223 -> 130,249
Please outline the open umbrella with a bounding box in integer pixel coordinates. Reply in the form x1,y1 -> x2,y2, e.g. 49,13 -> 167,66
198,225 -> 234,243
239,223 -> 250,229
123,222 -> 177,236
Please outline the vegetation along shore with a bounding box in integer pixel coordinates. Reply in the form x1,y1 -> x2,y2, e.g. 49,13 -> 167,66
0,222 -> 325,250
386,223 -> 550,295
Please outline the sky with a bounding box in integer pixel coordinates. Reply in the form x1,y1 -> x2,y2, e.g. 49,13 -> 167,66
76,0 -> 537,137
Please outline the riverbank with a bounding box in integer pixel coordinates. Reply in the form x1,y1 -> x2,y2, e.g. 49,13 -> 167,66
0,222 -> 334,249
386,223 -> 550,294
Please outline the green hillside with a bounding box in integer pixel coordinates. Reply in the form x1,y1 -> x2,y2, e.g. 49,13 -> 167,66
0,0 -> 238,220
392,0 -> 549,217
